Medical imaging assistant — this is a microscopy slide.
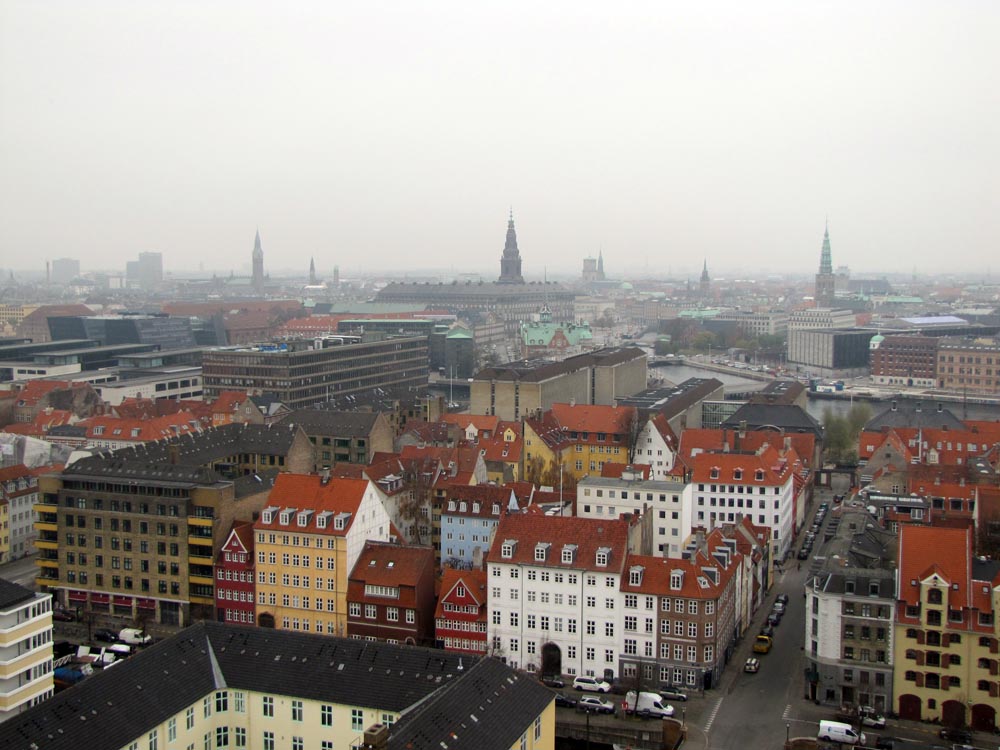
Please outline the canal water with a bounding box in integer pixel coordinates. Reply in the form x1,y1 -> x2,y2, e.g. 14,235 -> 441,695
658,365 -> 1000,424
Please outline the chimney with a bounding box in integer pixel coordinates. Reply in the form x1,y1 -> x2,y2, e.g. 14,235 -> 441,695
168,444 -> 179,465
890,400 -> 897,412
937,403 -> 943,413
320,468 -> 331,486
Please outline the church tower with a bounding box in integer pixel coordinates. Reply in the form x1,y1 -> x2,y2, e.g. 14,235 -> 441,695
252,229 -> 265,293
597,249 -> 605,280
815,222 -> 836,307
700,259 -> 710,298
309,256 -> 317,285
498,209 -> 524,284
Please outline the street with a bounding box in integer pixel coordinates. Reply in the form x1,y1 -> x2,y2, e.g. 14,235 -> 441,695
0,554 -> 39,590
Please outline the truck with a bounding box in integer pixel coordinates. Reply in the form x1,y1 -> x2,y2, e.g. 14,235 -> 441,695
623,691 -> 675,718
835,705 -> 886,728
752,635 -> 773,654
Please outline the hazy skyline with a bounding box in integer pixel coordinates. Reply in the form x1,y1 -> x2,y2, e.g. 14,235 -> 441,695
1,1 -> 997,278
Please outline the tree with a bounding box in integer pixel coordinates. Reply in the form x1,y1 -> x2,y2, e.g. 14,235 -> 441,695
399,457 -> 436,544
822,404 -> 870,466
625,408 -> 642,464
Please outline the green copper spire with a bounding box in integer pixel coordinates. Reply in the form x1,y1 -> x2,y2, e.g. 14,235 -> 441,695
819,222 -> 833,275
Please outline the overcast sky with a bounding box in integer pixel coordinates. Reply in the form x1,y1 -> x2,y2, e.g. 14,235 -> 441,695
1,1 -> 996,280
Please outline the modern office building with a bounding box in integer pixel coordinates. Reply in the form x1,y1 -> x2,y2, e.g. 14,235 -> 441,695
49,258 -> 80,285
201,335 -> 429,409
48,314 -> 196,350
788,328 -> 877,378
125,251 -> 163,289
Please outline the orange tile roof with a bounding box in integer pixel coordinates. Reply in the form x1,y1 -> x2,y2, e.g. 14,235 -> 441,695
621,528 -> 740,599
254,474 -> 370,536
549,403 -> 636,438
678,427 -> 815,469
440,413 -> 500,436
487,513 -> 630,572
0,464 -> 31,482
601,463 -> 651,479
78,411 -> 201,442
898,524 -> 972,610
687,444 -> 800,486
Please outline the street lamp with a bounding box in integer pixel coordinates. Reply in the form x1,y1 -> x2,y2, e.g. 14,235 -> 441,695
786,722 -> 790,744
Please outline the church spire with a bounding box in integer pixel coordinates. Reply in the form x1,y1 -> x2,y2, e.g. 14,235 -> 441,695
309,256 -> 317,285
819,222 -> 833,275
498,209 -> 524,284
815,221 -> 836,306
252,229 -> 264,293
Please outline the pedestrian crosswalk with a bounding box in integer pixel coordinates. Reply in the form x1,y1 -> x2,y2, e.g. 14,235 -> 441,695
782,704 -> 792,720
702,696 -> 724,732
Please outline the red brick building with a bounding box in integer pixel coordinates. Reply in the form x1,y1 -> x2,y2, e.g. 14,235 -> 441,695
214,521 -> 256,625
870,335 -> 939,388
347,542 -> 436,646
435,568 -> 488,654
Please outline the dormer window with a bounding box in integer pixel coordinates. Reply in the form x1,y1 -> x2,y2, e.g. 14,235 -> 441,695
755,469 -> 765,481
629,566 -> 644,586
595,547 -> 611,567
448,501 -> 456,511
459,502 -> 467,512
733,469 -> 743,481
316,515 -> 327,529
473,503 -> 480,514
279,511 -> 291,526
492,503 -> 501,515
670,570 -> 684,590
131,428 -> 141,437
710,467 -> 720,480
297,510 -> 313,527
261,509 -> 275,524
501,539 -> 516,559
561,545 -> 577,564
534,542 -> 550,562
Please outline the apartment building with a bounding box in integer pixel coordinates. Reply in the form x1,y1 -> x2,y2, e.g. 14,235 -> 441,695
683,445 -> 802,558
0,464 -> 40,562
36,459 -> 275,626
440,485 -> 520,569
213,521 -> 255,626
253,474 -> 393,636
346,542 -> 435,645
487,513 -> 636,679
577,472 -> 688,557
936,336 -> 1000,395
893,524 -> 1000,731
620,528 -> 740,691
0,621 -> 556,750
524,403 -> 638,483
0,579 -> 53,722
435,568 -> 489,655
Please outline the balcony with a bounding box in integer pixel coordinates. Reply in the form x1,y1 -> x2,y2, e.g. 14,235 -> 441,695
188,516 -> 213,528
189,573 -> 214,587
34,537 -> 58,551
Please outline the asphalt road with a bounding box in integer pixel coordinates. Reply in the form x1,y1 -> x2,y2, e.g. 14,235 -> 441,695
0,553 -> 40,590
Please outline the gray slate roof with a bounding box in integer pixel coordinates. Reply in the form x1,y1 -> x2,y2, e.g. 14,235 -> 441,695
721,403 -> 823,437
286,408 -> 380,437
0,578 -> 36,610
0,622 -> 551,750
864,401 -> 965,431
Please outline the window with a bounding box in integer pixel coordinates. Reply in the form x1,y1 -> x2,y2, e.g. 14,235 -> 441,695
168,718 -> 177,742
262,696 -> 274,717
352,709 -> 364,731
216,728 -> 229,748
263,733 -> 274,750
216,691 -> 228,712
292,700 -> 303,721
186,707 -> 195,729
235,728 -> 246,748
406,609 -> 415,624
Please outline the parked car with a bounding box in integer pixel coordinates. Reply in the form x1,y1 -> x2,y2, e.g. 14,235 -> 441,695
657,687 -> 688,702
776,594 -> 790,605
52,608 -> 75,622
540,675 -> 565,688
798,547 -> 811,560
577,696 -> 615,714
772,601 -> 786,614
93,628 -> 119,643
759,624 -> 775,638
554,693 -> 577,709
753,635 -> 773,654
573,676 -> 611,693
744,657 -> 760,673
874,735 -> 895,749
938,728 -> 973,745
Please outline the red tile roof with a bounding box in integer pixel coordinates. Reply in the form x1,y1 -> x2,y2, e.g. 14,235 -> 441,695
600,463 -> 651,479
621,528 -> 740,599
549,403 -> 637,439
349,542 -> 434,588
77,411 -> 201,442
436,568 -> 488,617
487,513 -> 630,572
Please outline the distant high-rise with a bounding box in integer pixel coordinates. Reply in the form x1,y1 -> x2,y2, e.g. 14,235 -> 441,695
125,251 -> 163,289
498,210 -> 524,284
252,230 -> 264,293
51,258 -> 80,285
815,223 -> 836,307
700,259 -> 711,298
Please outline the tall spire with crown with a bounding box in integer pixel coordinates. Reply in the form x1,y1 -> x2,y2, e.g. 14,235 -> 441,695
815,221 -> 836,306
252,229 -> 265,293
498,208 -> 524,284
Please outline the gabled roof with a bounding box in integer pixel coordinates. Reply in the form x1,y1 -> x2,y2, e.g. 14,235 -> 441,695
349,542 -> 434,588
720,403 -> 822,437
487,513 -> 630,572
898,524 -> 973,609
621,528 -> 740,599
286,408 -> 380,436
435,568 -> 488,618
687,444 -> 800,486
0,621 -> 550,750
549,403 -> 636,437
216,520 -> 255,564
439,413 -> 500,436
209,390 -> 253,414
600,463 -> 651,479
78,411 -> 201,442
254,474 -> 372,537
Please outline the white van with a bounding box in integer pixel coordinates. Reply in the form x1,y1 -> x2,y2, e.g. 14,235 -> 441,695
624,691 -> 675,718
118,628 -> 153,646
818,720 -> 866,746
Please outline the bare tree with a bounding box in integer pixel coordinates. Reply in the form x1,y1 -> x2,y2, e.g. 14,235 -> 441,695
625,408 -> 642,464
399,457 -> 436,545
